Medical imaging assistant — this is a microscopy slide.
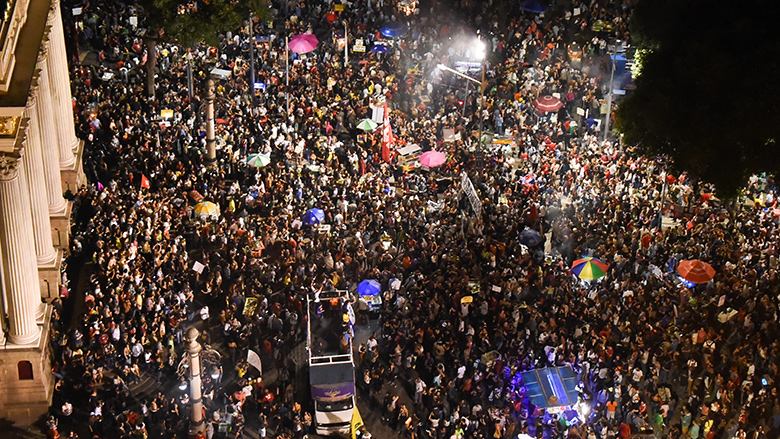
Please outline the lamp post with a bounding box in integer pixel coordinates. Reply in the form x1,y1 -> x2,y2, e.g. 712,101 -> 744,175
204,79 -> 217,168
440,37 -> 486,145
476,57 -> 486,147
179,328 -> 223,439
185,328 -> 205,438
602,53 -> 615,143
437,48 -> 485,146
249,13 -> 256,97
285,34 -> 290,123
344,21 -> 349,68
186,51 -> 194,105
602,40 -> 623,143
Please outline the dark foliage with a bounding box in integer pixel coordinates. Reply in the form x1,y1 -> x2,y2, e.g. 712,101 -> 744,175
615,0 -> 780,197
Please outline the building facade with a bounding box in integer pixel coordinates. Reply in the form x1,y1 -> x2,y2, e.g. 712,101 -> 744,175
0,0 -> 84,423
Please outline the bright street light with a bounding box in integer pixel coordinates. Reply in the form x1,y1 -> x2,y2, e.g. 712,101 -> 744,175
437,64 -> 482,85
470,39 -> 486,61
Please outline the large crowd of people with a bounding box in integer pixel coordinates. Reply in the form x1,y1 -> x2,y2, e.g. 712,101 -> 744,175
46,0 -> 780,438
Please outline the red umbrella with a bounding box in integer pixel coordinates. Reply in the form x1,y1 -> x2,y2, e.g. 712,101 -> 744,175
288,33 -> 319,54
677,259 -> 716,284
533,95 -> 564,113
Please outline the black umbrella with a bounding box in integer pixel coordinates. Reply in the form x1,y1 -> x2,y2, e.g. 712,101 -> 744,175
520,229 -> 544,247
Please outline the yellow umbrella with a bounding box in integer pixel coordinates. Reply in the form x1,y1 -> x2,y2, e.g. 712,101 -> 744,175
461,295 -> 473,304
194,201 -> 219,219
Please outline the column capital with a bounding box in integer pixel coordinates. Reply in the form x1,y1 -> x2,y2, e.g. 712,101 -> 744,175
0,153 -> 22,181
36,29 -> 52,67
26,77 -> 39,111
48,0 -> 61,16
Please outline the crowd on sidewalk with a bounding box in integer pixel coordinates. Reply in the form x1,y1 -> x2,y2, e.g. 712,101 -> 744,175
46,0 -> 780,438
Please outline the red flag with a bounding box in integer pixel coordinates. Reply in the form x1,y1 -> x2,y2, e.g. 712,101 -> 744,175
141,174 -> 151,189
381,100 -> 394,163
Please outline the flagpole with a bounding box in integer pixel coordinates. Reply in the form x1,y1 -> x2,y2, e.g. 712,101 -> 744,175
344,21 -> 349,68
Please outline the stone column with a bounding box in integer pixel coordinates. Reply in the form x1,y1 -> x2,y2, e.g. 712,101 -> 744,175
46,0 -> 80,159
0,153 -> 42,345
39,31 -> 74,168
35,55 -> 68,215
24,80 -> 58,266
186,328 -> 205,437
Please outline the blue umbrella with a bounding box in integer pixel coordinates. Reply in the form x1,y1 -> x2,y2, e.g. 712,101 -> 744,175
302,208 -> 325,225
357,279 -> 381,297
371,44 -> 389,53
521,0 -> 547,13
519,229 -> 544,247
380,21 -> 409,38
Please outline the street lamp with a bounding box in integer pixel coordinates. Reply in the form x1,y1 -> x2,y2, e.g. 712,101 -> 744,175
437,41 -> 486,145
204,79 -> 217,168
603,40 -> 624,143
186,51 -> 194,104
474,37 -> 487,147
460,38 -> 485,118
249,13 -> 255,96
178,328 -> 223,438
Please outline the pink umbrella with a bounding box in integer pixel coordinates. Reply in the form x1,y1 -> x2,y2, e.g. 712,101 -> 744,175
533,95 -> 564,113
288,33 -> 319,54
419,150 -> 447,168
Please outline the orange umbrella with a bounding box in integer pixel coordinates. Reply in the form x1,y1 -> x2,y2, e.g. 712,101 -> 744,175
677,260 -> 715,284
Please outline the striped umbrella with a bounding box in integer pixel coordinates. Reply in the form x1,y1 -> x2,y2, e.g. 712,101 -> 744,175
533,95 -> 564,113
246,153 -> 271,168
356,118 -> 379,131
570,257 -> 609,280
677,259 -> 715,284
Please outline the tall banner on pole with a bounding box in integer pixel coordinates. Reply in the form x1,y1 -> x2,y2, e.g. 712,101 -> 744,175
461,172 -> 481,215
381,100 -> 394,163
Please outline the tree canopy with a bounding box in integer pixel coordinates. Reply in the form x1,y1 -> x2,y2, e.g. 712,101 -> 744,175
615,0 -> 780,197
139,0 -> 273,46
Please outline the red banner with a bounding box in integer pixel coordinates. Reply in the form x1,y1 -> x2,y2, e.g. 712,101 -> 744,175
381,100 -> 394,163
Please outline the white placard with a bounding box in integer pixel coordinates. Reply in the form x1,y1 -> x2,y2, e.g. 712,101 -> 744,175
247,350 -> 263,375
192,261 -> 205,274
